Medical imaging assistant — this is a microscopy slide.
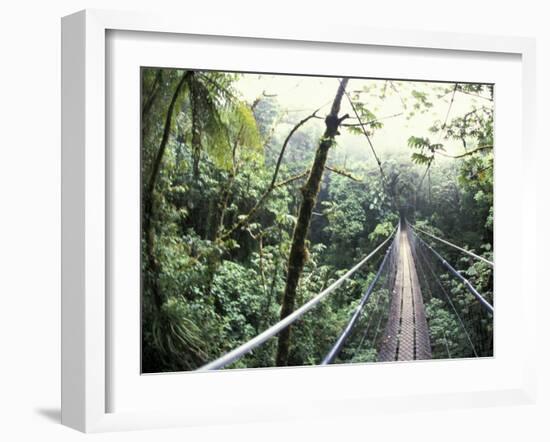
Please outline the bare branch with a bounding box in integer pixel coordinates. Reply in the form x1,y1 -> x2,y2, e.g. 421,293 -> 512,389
342,85 -> 389,192
312,111 -> 404,127
342,112 -> 403,127
325,166 -> 362,182
436,145 -> 493,159
221,109 -> 319,239
274,170 -> 310,188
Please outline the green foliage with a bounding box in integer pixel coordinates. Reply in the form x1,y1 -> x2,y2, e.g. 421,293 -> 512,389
411,90 -> 433,111
407,136 -> 444,165
140,69 -> 493,372
368,221 -> 394,242
319,169 -> 394,269
425,298 -> 462,358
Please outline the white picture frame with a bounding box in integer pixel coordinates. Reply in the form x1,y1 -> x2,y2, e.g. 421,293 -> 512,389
61,9 -> 537,433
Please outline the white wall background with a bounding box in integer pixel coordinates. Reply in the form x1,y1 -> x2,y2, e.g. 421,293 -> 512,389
0,1 -> 547,440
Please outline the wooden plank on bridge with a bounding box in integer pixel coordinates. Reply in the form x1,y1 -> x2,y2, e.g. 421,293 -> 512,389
378,227 -> 432,362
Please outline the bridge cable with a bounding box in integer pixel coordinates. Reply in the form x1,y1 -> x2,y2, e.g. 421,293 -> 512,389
412,232 -> 479,357
342,86 -> 387,183
354,229 -> 400,354
356,228 -> 401,354
411,224 -> 493,266
353,262 -> 391,355
197,229 -> 396,371
408,227 -> 477,356
321,239 -> 394,365
340,80 -> 398,211
412,230 -> 494,315
416,83 -> 458,195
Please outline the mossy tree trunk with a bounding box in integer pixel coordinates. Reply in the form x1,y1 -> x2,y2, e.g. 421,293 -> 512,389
143,71 -> 189,310
189,72 -> 203,180
275,78 -> 349,366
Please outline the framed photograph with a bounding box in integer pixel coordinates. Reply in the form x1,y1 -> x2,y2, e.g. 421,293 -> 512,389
61,9 -> 537,432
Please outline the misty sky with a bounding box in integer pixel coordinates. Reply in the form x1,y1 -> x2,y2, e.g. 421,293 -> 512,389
235,73 -> 491,167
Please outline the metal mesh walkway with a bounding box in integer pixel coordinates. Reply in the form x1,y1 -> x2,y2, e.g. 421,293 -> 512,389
198,219 -> 494,370
378,227 -> 431,362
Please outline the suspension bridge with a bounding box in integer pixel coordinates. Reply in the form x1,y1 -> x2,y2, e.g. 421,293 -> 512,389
198,218 -> 494,371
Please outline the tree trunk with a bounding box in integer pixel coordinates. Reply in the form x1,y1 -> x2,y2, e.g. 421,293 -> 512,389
142,69 -> 163,122
275,78 -> 349,366
189,72 -> 202,180
207,127 -> 242,241
143,71 -> 189,309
